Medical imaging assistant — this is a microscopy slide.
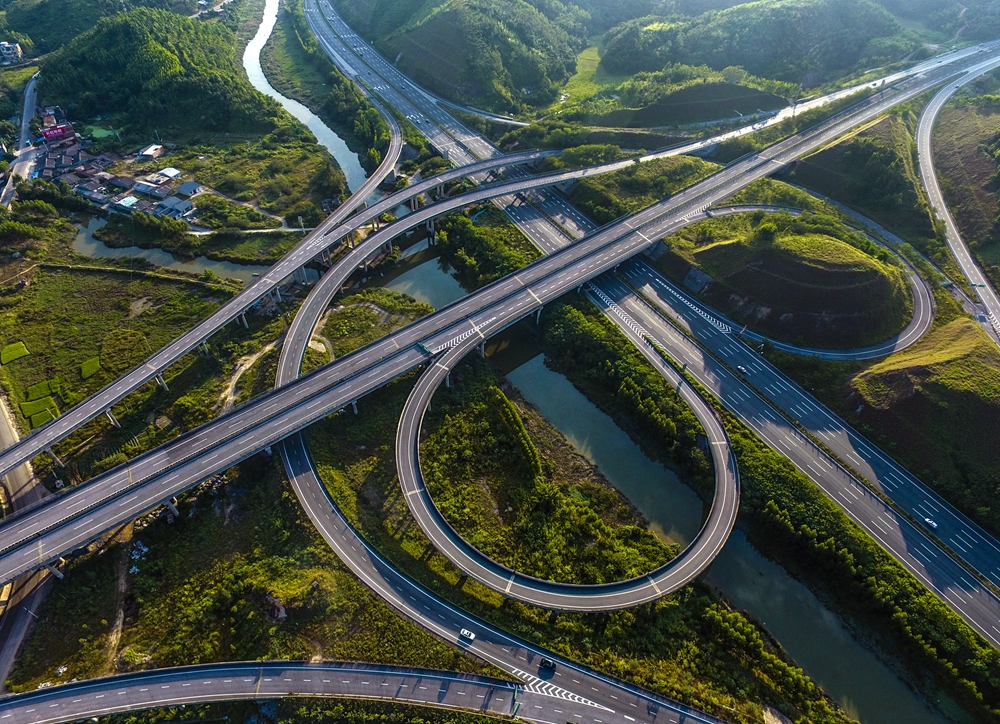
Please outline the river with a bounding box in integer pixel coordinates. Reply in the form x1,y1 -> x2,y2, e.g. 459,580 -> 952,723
243,0 -> 369,193
71,0 -> 369,278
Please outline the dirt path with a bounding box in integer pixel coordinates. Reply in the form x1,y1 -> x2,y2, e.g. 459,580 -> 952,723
103,543 -> 131,674
219,340 -> 280,414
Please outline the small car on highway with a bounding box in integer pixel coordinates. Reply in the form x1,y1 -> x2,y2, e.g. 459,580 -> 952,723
459,628 -> 476,643
736,365 -> 748,374
924,517 -> 938,530
539,658 -> 556,671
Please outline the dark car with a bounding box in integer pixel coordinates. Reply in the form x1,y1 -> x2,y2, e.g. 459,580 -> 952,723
539,658 -> 556,671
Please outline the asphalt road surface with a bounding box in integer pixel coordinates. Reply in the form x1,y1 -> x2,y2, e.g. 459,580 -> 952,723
917,60 -> 1000,341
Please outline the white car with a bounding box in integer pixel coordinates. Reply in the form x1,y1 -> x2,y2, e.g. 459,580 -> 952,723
924,518 -> 938,530
459,628 -> 476,643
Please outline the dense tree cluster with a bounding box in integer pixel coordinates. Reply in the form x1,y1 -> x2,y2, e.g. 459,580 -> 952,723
601,0 -> 915,83
38,9 -> 283,132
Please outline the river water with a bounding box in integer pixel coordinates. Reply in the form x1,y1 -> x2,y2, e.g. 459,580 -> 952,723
243,0 -> 369,193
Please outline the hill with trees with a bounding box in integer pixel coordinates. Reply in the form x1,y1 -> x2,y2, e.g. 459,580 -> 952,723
0,0 -> 196,55
38,8 -> 283,133
600,0 -> 915,85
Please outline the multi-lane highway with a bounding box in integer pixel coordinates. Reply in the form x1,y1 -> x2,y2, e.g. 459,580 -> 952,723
300,0 -> 1000,636
601,255 -> 1000,647
918,61 -> 1000,340
0,18 -> 997,605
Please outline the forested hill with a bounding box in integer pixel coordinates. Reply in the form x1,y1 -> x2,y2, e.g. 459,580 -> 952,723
39,8 -> 283,132
0,0 -> 196,55
334,0 -> 597,111
600,0 -> 914,84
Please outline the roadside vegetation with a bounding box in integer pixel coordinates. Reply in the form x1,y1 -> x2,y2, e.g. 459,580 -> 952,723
786,113 -> 958,275
568,155 -> 717,225
539,296 -> 1000,724
653,210 -> 913,348
933,68 -> 1000,288
307,368 -> 852,724
103,698 -> 513,724
262,0 -> 392,172
437,206 -> 541,290
768,289 -> 1000,541
6,453 -> 486,691
422,359 -> 675,583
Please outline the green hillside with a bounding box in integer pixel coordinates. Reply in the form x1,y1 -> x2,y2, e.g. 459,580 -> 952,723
0,0 -> 195,54
600,0 -> 915,85
38,8 -> 282,132
849,318 -> 1000,532
333,0 -> 592,111
655,213 -> 912,348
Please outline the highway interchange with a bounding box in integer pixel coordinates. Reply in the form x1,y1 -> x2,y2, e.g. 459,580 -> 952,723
0,0 -> 996,636
4,7 -> 1000,723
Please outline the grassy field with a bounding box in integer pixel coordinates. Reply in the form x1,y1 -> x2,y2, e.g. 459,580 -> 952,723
933,103 -> 1000,285
553,38 -> 630,110
653,212 -> 913,348
587,82 -> 786,128
191,194 -> 282,231
6,455 -> 486,691
318,288 -> 433,363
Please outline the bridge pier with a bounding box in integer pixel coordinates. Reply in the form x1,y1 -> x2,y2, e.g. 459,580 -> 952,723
478,341 -> 485,358
351,400 -> 358,415
535,307 -> 542,324
264,445 -> 273,456
155,374 -> 169,392
445,372 -> 451,388
426,218 -> 435,234
273,287 -> 282,303
45,447 -> 64,468
105,408 -> 120,428
200,341 -> 210,357
164,499 -> 179,517
240,311 -> 249,329
45,563 -> 64,581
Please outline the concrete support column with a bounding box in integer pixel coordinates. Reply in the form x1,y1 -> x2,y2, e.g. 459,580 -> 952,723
45,564 -> 64,581
240,311 -> 249,329
105,408 -> 120,428
156,374 -> 169,392
164,499 -> 179,517
264,445 -> 273,456
45,447 -> 64,468
535,307 -> 542,324
200,341 -> 210,357
351,400 -> 358,415
445,372 -> 451,388
478,341 -> 485,358
274,287 -> 282,303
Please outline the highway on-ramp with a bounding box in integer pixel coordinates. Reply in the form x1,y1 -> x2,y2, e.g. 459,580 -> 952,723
394,314 -> 737,610
918,58 -> 1000,341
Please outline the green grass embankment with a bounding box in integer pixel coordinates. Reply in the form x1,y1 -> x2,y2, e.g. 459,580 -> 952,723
787,114 -> 957,276
568,156 -> 719,225
774,310 -> 1000,538
655,211 -> 913,348
933,93 -> 1000,288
